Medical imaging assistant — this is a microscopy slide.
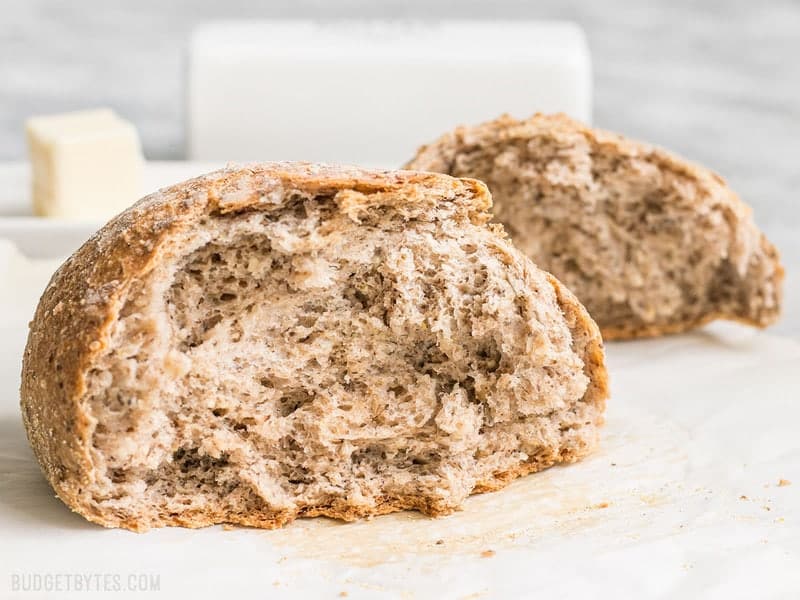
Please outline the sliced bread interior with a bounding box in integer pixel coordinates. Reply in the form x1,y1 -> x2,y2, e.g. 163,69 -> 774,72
405,114 -> 783,339
21,163 -> 607,531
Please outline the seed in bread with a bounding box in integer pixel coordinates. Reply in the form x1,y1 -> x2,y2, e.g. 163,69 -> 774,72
404,113 -> 783,339
20,162 -> 608,531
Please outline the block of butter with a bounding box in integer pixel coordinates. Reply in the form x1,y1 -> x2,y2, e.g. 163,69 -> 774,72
188,20 -> 592,166
26,109 -> 143,220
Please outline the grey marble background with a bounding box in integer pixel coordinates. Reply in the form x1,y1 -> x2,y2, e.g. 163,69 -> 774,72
2,0 -> 800,334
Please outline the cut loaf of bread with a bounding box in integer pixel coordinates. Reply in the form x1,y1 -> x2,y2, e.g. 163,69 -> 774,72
405,113 -> 783,339
21,162 -> 608,531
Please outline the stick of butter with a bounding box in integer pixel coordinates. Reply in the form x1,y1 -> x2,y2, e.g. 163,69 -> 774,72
188,20 -> 592,166
25,109 -> 143,220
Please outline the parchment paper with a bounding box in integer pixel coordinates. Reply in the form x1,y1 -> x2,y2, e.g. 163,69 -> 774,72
0,240 -> 798,599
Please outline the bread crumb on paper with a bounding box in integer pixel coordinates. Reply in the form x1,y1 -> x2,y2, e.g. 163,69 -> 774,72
778,479 -> 791,487
480,550 -> 496,558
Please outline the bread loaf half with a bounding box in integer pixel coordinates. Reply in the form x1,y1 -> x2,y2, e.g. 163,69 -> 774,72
21,163 -> 607,531
405,113 -> 783,339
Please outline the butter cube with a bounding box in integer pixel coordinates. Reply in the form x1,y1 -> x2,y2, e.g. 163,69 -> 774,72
26,109 -> 143,219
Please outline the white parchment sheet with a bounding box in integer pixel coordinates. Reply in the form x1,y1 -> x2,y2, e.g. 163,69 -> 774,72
1,240 -> 798,599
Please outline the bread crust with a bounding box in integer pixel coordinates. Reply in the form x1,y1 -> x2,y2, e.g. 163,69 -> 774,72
405,113 -> 784,340
20,162 -> 607,531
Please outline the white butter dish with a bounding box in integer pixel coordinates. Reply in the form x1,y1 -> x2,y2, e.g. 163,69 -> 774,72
188,20 -> 592,166
0,162 -> 222,259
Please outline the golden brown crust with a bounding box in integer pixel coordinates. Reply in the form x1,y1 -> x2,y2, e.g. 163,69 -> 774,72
405,113 -> 784,340
545,273 -> 609,415
20,162 -> 607,531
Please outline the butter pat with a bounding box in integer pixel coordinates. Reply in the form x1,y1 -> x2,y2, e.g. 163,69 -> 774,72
188,20 -> 592,166
26,109 -> 143,219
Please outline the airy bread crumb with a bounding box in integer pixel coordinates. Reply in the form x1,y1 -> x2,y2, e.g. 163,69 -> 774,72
21,162 -> 608,531
405,113 -> 783,339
